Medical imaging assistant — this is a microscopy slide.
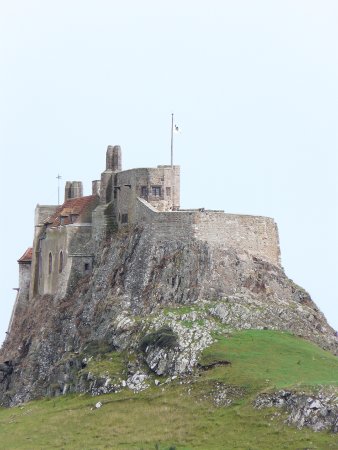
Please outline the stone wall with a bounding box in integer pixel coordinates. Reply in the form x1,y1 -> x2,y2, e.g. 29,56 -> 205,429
103,165 -> 180,227
7,263 -> 31,334
38,226 -> 70,295
34,205 -> 58,236
135,198 -> 281,266
18,263 -> 31,295
100,170 -> 113,204
92,205 -> 110,243
134,198 -> 195,241
193,211 -> 281,266
33,225 -> 93,297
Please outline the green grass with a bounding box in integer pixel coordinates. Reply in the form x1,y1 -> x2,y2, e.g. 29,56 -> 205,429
201,330 -> 338,389
0,330 -> 337,449
162,305 -> 204,316
80,350 -> 127,380
180,319 -> 205,329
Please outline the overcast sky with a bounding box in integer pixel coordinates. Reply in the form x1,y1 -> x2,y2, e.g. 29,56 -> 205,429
0,0 -> 337,345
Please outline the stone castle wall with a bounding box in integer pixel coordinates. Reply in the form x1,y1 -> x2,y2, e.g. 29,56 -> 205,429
113,166 -> 180,227
34,205 -> 58,237
8,263 -> 31,334
30,224 -> 93,298
193,211 -> 281,266
135,198 -> 281,266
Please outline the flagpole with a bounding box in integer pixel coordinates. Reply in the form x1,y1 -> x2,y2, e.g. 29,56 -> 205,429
170,113 -> 174,168
56,174 -> 62,205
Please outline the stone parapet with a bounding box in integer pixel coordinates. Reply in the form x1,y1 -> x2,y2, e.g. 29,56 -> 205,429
135,198 -> 281,266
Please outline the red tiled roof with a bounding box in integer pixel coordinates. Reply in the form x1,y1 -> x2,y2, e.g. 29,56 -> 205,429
44,195 -> 98,227
18,247 -> 33,263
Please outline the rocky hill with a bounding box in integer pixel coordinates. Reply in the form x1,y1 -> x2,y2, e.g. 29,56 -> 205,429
1,141 -> 337,438
1,224 -> 337,412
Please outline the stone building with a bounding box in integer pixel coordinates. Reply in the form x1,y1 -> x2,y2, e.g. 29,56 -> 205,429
30,193 -> 99,298
13,144 -> 280,321
99,145 -> 180,223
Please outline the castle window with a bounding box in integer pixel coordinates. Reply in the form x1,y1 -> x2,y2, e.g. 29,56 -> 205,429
59,251 -> 64,273
121,213 -> 128,224
141,186 -> 148,198
166,187 -> 171,197
114,189 -> 117,199
152,186 -> 161,197
84,263 -> 90,271
48,253 -> 53,274
70,214 -> 78,223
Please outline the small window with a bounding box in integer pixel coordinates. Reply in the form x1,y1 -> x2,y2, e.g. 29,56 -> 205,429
48,252 -> 53,274
141,186 -> 148,198
114,188 -> 117,199
84,263 -> 90,271
166,187 -> 171,197
59,251 -> 64,273
121,213 -> 128,224
152,186 -> 161,197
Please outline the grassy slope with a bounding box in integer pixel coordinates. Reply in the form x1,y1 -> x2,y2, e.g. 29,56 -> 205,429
0,330 -> 338,450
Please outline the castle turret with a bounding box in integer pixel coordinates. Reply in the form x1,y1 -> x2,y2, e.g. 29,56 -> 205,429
64,181 -> 83,202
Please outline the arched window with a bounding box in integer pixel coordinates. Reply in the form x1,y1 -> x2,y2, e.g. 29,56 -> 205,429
59,251 -> 64,273
48,252 -> 53,274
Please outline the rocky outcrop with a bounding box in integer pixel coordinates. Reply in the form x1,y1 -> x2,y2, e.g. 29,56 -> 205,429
140,317 -> 214,376
0,225 -> 337,407
0,361 -> 13,394
254,388 -> 338,433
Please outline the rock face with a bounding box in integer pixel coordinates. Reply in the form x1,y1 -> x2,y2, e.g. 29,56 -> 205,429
0,225 -> 337,407
255,388 -> 338,433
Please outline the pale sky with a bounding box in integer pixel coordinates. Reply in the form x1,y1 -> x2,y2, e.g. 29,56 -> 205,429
0,0 -> 337,345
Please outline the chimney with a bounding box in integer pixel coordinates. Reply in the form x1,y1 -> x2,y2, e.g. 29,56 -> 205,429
106,145 -> 122,172
65,181 -> 83,202
92,180 -> 101,196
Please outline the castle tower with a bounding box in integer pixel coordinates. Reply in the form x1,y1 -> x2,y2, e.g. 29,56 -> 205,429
64,181 -> 83,202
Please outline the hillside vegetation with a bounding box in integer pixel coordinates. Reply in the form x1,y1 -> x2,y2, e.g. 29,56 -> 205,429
1,330 -> 337,449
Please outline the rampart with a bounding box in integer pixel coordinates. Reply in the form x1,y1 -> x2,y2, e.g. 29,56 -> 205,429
135,198 -> 281,266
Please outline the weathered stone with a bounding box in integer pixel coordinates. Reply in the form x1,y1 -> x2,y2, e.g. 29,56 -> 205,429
126,372 -> 149,392
0,362 -> 13,375
254,388 -> 338,433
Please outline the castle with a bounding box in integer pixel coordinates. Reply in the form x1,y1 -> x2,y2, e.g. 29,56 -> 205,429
5,144 -> 338,412
13,145 -> 281,329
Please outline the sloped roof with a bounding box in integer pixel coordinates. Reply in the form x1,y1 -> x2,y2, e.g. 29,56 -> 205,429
44,195 -> 98,227
18,248 -> 33,263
